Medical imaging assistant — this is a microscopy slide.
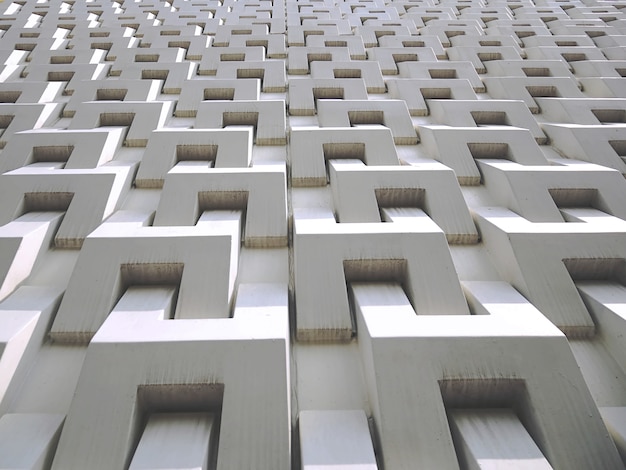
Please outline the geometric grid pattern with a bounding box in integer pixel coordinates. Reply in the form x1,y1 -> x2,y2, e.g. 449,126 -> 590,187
0,0 -> 625,468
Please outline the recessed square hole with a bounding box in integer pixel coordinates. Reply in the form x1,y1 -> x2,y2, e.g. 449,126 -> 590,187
348,110 -> 384,126
236,69 -> 264,80
313,87 -> 344,100
334,68 -> 361,79
176,144 -> 218,162
478,52 -> 503,62
323,142 -> 366,162
220,53 -> 245,61
222,111 -> 258,129
33,145 -> 74,162
0,91 -> 21,103
47,71 -> 74,81
325,40 -> 347,47
99,112 -> 134,127
392,53 -> 418,63
50,55 -> 74,64
141,70 -> 168,80
563,258 -> 626,285
471,111 -> 508,126
591,109 -> 626,123
96,88 -> 128,100
0,115 -> 14,128
467,142 -> 510,159
526,85 -> 558,97
23,191 -> 74,213
375,187 -> 425,209
420,87 -> 452,99
203,88 -> 235,100
548,188 -> 598,208
308,53 -> 332,64
135,54 -> 160,62
522,67 -> 551,77
561,53 -> 586,62
429,68 -> 457,79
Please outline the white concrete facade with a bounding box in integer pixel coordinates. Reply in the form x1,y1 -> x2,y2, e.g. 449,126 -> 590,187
0,0 -> 625,469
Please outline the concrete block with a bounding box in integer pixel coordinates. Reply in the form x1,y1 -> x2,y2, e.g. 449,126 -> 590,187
542,123 -> 626,175
428,99 -> 547,143
317,100 -> 417,145
398,60 -> 485,92
418,126 -> 548,185
0,413 -> 64,470
352,280 -> 622,469
482,77 -> 584,113
0,287 -> 62,410
198,46 -> 265,75
69,100 -> 175,147
448,409 -> 553,470
0,103 -> 63,149
290,126 -> 399,186
195,100 -> 287,145
299,410 -> 378,470
0,213 -> 63,301
50,210 -> 242,342
474,207 -> 626,337
0,128 -> 125,173
310,60 -> 385,93
64,79 -> 162,118
288,78 -> 368,116
294,218 -> 469,341
129,413 -> 217,470
154,162 -> 288,247
51,283 -> 290,470
328,159 -> 478,243
387,78 -> 477,116
0,162 -> 136,248
137,128 -> 252,188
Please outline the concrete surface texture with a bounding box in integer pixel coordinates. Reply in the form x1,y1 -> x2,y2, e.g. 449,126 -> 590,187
0,0 -> 625,469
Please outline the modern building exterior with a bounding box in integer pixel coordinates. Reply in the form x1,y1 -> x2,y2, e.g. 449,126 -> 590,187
0,0 -> 625,468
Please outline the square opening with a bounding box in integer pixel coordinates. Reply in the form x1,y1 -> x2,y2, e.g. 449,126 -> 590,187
313,87 -> 344,101
609,140 -> 626,159
0,91 -> 21,103
99,112 -> 135,126
525,85 -> 558,97
176,144 -> 218,162
32,145 -> 74,162
429,68 -> 457,79
549,187 -> 598,208
392,53 -> 418,63
375,187 -> 424,207
141,69 -> 168,80
467,142 -> 511,159
47,71 -> 75,81
522,67 -> 551,77
23,191 -> 74,213
471,110 -> 509,126
477,52 -> 503,61
308,53 -> 332,64
334,68 -> 362,79
563,258 -> 626,286
348,110 -> 384,126
203,88 -> 236,100
420,87 -> 452,99
220,53 -> 245,61
119,263 -> 185,319
96,88 -> 128,100
591,109 -> 626,124
130,383 -> 224,470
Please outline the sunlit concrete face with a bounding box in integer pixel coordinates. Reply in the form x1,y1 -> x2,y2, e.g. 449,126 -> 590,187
0,0 -> 625,469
